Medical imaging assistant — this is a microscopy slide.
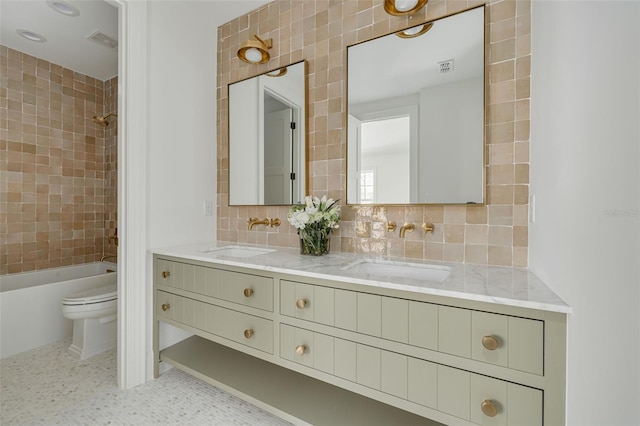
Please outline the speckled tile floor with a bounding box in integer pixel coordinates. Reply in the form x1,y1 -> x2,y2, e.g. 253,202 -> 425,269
0,340 -> 290,425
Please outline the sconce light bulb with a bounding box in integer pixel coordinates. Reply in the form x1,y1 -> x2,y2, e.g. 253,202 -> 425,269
244,48 -> 263,64
395,0 -> 419,12
403,25 -> 423,36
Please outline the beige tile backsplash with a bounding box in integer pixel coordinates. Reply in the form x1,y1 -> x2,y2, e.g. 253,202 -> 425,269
0,46 -> 118,274
217,0 -> 531,267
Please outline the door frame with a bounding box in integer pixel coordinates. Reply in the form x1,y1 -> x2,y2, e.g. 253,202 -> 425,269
108,0 -> 148,389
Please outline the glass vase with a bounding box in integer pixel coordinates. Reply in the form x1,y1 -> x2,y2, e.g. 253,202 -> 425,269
299,232 -> 330,256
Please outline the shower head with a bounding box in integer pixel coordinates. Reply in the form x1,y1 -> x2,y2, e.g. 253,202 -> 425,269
92,112 -> 117,127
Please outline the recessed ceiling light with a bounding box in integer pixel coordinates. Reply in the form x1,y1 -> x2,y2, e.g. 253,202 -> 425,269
16,29 -> 47,43
47,0 -> 80,17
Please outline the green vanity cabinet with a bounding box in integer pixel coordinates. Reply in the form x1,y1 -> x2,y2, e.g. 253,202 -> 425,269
156,258 -> 273,312
154,254 -> 566,426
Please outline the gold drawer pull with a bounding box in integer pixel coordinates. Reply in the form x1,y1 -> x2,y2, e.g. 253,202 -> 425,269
161,303 -> 170,311
481,399 -> 498,417
161,271 -> 170,278
243,288 -> 254,298
295,345 -> 307,356
296,298 -> 308,309
482,335 -> 499,351
244,329 -> 254,339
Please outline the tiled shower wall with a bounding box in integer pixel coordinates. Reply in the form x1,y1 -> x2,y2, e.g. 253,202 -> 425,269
0,46 -> 118,274
217,0 -> 531,267
103,76 -> 118,261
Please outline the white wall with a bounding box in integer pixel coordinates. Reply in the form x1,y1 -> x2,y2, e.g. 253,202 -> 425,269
147,2 -> 218,248
145,0 -> 270,364
530,2 -> 640,425
420,77 -> 484,204
362,150 -> 409,203
229,77 -> 261,204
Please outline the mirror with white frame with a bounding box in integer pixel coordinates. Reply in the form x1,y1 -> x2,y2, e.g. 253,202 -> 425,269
228,61 -> 307,206
347,6 -> 485,205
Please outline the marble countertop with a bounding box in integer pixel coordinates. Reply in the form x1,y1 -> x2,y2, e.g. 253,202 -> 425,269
152,242 -> 571,314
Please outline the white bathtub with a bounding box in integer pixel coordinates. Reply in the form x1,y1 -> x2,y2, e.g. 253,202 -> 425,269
0,262 -> 117,358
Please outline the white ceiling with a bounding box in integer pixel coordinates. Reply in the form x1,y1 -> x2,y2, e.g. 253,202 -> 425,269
1,0 -> 119,81
348,6 -> 484,105
1,0 -> 272,82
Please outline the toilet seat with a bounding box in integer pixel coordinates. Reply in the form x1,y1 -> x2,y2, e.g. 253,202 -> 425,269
62,283 -> 117,306
62,283 -> 117,320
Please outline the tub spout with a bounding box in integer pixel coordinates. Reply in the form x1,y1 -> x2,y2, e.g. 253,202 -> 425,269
100,254 -> 117,262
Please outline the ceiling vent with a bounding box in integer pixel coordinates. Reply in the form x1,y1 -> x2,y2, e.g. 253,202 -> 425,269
87,30 -> 117,50
438,59 -> 454,74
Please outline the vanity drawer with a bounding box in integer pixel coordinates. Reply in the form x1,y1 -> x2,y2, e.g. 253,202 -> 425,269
281,281 -> 423,341
217,269 -> 273,312
217,306 -> 274,354
156,290 -> 200,326
280,323 -> 541,426
280,280 -> 336,326
156,259 -> 218,297
438,365 -> 542,425
281,324 -> 360,385
156,259 -> 274,312
280,281 -> 543,375
440,307 -> 544,375
157,290 -> 273,354
280,324 -> 430,403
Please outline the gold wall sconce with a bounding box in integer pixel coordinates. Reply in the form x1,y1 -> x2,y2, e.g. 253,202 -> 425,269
266,67 -> 287,77
237,34 -> 272,64
396,22 -> 433,38
383,0 -> 428,16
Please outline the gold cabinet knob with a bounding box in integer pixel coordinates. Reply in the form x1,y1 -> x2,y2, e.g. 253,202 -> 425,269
161,271 -> 170,279
243,288 -> 254,298
482,335 -> 499,351
295,345 -> 307,356
296,298 -> 308,309
244,329 -> 254,339
481,399 -> 498,417
161,303 -> 170,311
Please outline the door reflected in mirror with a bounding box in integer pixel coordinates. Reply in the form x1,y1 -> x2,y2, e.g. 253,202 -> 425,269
347,6 -> 485,205
229,61 -> 307,206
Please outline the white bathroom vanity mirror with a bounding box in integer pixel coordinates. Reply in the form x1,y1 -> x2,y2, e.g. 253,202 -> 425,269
228,60 -> 307,206
347,6 -> 485,205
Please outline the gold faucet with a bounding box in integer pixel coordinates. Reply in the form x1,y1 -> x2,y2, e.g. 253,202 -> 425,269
399,222 -> 415,238
269,218 -> 281,227
386,221 -> 397,232
422,222 -> 434,234
248,217 -> 269,230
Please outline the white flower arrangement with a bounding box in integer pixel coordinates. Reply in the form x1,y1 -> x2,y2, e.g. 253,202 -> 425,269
288,195 -> 340,255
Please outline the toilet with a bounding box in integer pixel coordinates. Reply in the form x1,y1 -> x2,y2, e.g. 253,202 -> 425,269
62,283 -> 117,360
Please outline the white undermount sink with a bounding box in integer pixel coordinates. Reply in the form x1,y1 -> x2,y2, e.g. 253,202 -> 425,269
198,246 -> 276,258
341,259 -> 450,283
